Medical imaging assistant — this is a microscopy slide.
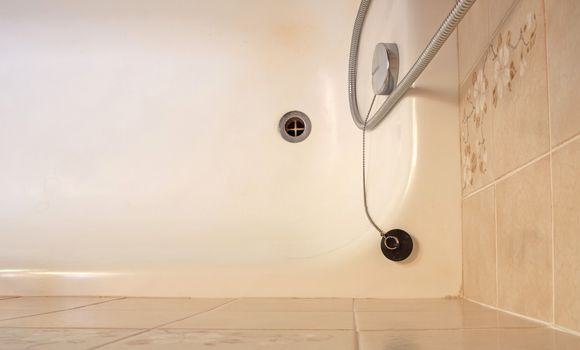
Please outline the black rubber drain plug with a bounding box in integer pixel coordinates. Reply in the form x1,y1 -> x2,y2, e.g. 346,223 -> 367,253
381,229 -> 413,262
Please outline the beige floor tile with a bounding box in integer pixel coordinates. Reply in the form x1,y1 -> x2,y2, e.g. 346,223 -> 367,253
0,297 -> 119,321
0,309 -> 198,329
0,310 -> 48,321
0,328 -> 140,350
553,137 -> 580,332
462,186 -> 497,306
99,329 -> 356,350
546,0 -> 580,146
217,298 -> 352,312
0,298 -> 232,329
354,299 -> 483,313
0,297 -> 117,310
359,328 -> 580,350
164,311 -> 353,330
496,157 -> 553,321
356,309 -> 540,330
87,298 -> 230,311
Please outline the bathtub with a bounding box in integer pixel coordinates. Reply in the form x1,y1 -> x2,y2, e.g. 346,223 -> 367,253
0,0 -> 460,298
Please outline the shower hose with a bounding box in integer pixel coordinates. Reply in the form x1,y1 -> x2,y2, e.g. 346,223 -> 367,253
352,0 -> 475,238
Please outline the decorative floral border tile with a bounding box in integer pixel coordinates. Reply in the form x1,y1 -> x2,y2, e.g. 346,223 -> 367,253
460,11 -> 538,191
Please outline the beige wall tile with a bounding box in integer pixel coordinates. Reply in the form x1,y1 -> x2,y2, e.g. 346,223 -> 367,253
459,0 -> 578,334
488,0 -> 518,35
458,0 -> 490,83
462,186 -> 497,306
546,0 -> 580,146
553,137 -> 580,332
496,157 -> 552,321
491,0 -> 549,177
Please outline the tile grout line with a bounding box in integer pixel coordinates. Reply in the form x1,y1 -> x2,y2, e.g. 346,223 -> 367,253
0,297 -> 126,323
86,329 -> 151,350
156,298 -> 239,328
0,326 -> 354,331
549,149 -> 556,325
462,134 -> 580,201
87,298 -> 239,350
352,298 -> 360,350
463,297 -> 580,337
463,150 -> 550,200
99,327 -> 356,331
358,325 -> 546,332
493,184 -> 499,307
462,133 -> 579,203
552,132 -> 580,153
460,196 -> 464,299
0,326 -> 145,330
464,297 -> 551,327
540,0 -> 556,326
98,325 -> 540,332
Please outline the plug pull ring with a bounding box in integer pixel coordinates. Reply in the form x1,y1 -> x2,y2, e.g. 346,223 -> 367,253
381,229 -> 413,261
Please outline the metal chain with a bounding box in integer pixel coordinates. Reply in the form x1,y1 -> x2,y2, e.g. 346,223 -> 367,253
362,94 -> 385,237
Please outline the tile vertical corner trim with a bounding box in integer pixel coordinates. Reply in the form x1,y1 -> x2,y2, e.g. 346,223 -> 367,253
552,137 -> 580,332
462,185 -> 497,306
496,156 -> 552,322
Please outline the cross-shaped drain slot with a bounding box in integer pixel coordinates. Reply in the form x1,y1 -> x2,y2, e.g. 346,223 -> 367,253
285,117 -> 305,137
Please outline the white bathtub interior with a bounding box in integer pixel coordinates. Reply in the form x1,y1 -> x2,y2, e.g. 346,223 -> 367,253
0,0 -> 460,298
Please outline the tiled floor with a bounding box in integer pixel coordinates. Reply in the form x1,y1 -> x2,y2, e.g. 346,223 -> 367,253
0,297 -> 578,349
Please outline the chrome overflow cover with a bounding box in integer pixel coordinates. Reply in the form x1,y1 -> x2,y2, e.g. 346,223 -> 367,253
372,43 -> 399,96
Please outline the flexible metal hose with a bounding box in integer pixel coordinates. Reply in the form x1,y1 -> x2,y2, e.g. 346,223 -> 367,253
362,94 -> 384,235
348,0 -> 476,130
